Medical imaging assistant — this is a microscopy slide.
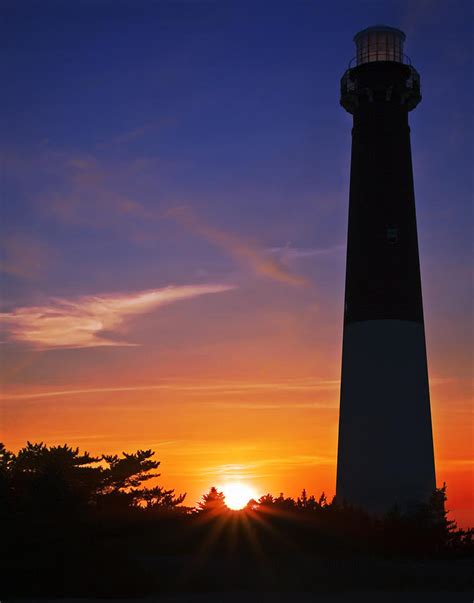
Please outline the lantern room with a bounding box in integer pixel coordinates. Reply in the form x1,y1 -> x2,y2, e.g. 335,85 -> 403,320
354,25 -> 406,65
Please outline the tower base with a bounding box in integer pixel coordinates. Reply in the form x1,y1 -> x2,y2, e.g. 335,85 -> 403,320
336,319 -> 436,513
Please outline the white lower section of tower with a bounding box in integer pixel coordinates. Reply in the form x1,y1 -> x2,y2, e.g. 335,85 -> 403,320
336,319 -> 436,513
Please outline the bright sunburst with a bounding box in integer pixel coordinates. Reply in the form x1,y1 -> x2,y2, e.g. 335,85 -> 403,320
220,482 -> 258,510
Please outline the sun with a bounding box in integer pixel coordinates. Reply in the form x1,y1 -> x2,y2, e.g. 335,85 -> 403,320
220,482 -> 258,510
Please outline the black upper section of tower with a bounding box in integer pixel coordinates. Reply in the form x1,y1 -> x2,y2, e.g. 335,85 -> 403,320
341,61 -> 421,115
341,29 -> 425,326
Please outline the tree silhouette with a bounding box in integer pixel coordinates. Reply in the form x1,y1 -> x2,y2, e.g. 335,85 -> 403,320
97,449 -> 169,511
273,492 -> 296,511
198,486 -> 227,514
131,485 -> 187,510
257,493 -> 275,507
0,442 -> 185,514
101,449 -> 160,493
5,442 -> 102,513
296,488 -> 326,511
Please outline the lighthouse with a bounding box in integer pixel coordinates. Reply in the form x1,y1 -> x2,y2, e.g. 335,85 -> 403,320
336,26 -> 436,513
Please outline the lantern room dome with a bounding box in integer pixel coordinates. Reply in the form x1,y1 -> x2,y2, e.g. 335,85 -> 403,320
354,25 -> 406,65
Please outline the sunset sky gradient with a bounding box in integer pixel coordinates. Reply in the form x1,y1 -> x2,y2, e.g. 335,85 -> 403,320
1,0 -> 472,525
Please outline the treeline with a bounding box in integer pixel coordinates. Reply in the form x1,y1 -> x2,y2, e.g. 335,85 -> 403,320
1,442 -> 473,596
0,441 -> 186,514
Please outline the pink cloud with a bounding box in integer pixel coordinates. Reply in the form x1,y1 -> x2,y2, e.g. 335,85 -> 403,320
167,207 -> 310,286
0,284 -> 234,349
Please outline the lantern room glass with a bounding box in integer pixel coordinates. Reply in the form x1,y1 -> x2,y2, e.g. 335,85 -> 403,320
355,27 -> 405,65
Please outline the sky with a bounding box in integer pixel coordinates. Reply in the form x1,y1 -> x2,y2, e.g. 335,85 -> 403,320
1,0 -> 472,525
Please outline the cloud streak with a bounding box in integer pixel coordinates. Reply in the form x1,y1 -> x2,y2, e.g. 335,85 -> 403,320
267,244 -> 345,263
2,375 -> 450,402
0,284 -> 234,349
198,455 -> 334,480
167,207 -> 310,286
0,378 -> 339,401
9,147 -> 313,287
96,119 -> 173,149
0,234 -> 56,279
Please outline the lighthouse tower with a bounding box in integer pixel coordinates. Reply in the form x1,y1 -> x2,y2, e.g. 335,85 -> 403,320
336,26 -> 436,513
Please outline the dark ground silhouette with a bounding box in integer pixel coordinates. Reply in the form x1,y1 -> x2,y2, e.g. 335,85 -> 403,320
1,442 -> 472,597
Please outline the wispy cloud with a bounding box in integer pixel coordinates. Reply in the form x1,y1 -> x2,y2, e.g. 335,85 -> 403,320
1,375 -> 450,403
0,378 -> 339,401
167,207 -> 310,286
7,148 -> 316,286
267,244 -> 345,263
96,119 -> 173,149
438,459 -> 474,468
208,401 -> 337,410
0,284 -> 234,349
198,455 -> 334,480
0,234 -> 56,279
7,147 -> 320,286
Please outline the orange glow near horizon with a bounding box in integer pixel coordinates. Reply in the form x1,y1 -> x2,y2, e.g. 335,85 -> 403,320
0,273 -> 472,526
1,365 -> 472,527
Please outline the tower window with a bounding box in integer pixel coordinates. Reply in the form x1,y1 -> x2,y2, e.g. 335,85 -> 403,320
387,227 -> 399,244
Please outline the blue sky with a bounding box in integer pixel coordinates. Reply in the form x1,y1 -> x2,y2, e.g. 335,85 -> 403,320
2,0 -> 472,364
